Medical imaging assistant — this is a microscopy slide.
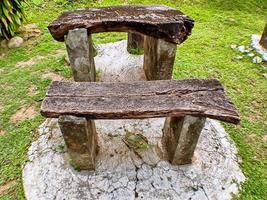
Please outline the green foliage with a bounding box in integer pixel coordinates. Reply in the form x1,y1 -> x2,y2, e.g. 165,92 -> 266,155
0,0 -> 26,39
128,47 -> 144,55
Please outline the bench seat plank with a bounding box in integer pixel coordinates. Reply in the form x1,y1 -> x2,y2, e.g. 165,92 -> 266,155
48,5 -> 194,44
41,79 -> 239,124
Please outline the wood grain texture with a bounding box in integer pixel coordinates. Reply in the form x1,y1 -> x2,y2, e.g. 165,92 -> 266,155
143,36 -> 177,80
163,116 -> 206,165
48,5 -> 194,44
41,79 -> 240,124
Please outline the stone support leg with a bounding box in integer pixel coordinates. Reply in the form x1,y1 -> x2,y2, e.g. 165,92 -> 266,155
127,32 -> 144,53
162,116 -> 206,165
64,28 -> 98,170
143,36 -> 177,80
58,115 -> 98,170
65,28 -> 96,82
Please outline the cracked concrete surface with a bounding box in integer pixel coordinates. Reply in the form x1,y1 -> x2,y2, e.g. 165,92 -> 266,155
23,40 -> 245,200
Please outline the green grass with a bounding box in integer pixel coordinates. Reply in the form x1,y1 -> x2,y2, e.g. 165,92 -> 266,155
0,0 -> 266,199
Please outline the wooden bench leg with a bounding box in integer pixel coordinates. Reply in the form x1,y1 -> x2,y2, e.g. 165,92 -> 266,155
127,32 -> 144,53
65,28 -> 96,82
162,116 -> 206,165
58,115 -> 98,170
143,36 -> 177,80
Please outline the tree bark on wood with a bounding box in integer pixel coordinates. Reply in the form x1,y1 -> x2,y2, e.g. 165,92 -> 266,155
58,115 -> 98,170
127,33 -> 144,53
48,5 -> 194,44
162,116 -> 206,165
259,22 -> 267,50
41,79 -> 240,124
143,36 -> 177,80
65,28 -> 96,82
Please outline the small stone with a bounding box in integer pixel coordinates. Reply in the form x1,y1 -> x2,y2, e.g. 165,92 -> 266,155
238,45 -> 245,53
263,73 -> 267,78
0,130 -> 6,136
263,54 -> 267,62
19,23 -> 42,39
234,55 -> 243,60
230,44 -> 237,49
252,56 -> 262,63
0,53 -> 6,59
23,23 -> 38,30
247,53 -> 255,57
244,46 -> 252,53
1,39 -> 8,48
7,36 -> 24,49
246,47 -> 253,52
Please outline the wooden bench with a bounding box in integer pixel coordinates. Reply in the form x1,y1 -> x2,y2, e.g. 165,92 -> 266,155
45,5 -> 239,171
41,79 -> 239,170
48,5 -> 194,81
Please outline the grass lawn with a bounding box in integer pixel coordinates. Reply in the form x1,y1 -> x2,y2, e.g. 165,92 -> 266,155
0,0 -> 266,199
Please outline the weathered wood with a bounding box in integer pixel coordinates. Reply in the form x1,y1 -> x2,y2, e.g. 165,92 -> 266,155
65,28 -> 95,82
143,36 -> 177,80
58,115 -> 98,170
259,22 -> 267,50
162,116 -> 206,165
48,5 -> 194,44
127,33 -> 144,53
41,79 -> 240,124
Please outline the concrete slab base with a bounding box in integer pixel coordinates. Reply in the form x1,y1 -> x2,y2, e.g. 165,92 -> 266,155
23,40 -> 245,200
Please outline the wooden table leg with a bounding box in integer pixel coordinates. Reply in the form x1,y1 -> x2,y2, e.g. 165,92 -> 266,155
127,32 -> 144,54
58,115 -> 98,170
65,28 -> 96,82
63,28 -> 98,170
162,116 -> 206,165
143,36 -> 177,80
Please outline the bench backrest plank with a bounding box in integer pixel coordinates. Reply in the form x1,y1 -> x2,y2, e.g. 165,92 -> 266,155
41,79 -> 239,124
48,5 -> 194,44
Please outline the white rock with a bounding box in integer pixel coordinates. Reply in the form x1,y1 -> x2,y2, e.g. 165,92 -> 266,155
23,23 -> 38,31
0,39 -> 8,48
7,36 -> 24,49
251,34 -> 267,62
238,45 -> 245,53
252,56 -> 262,63
234,55 -> 243,60
230,44 -> 237,49
247,53 -> 255,57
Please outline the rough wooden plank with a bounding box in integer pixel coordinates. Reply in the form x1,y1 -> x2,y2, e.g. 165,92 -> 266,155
127,33 -> 144,53
58,115 -> 98,170
41,79 -> 240,124
46,79 -> 224,97
143,36 -> 177,80
48,5 -> 194,44
162,116 -> 206,165
65,28 -> 95,82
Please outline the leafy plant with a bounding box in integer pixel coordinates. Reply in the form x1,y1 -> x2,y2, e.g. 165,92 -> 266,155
0,0 -> 26,39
